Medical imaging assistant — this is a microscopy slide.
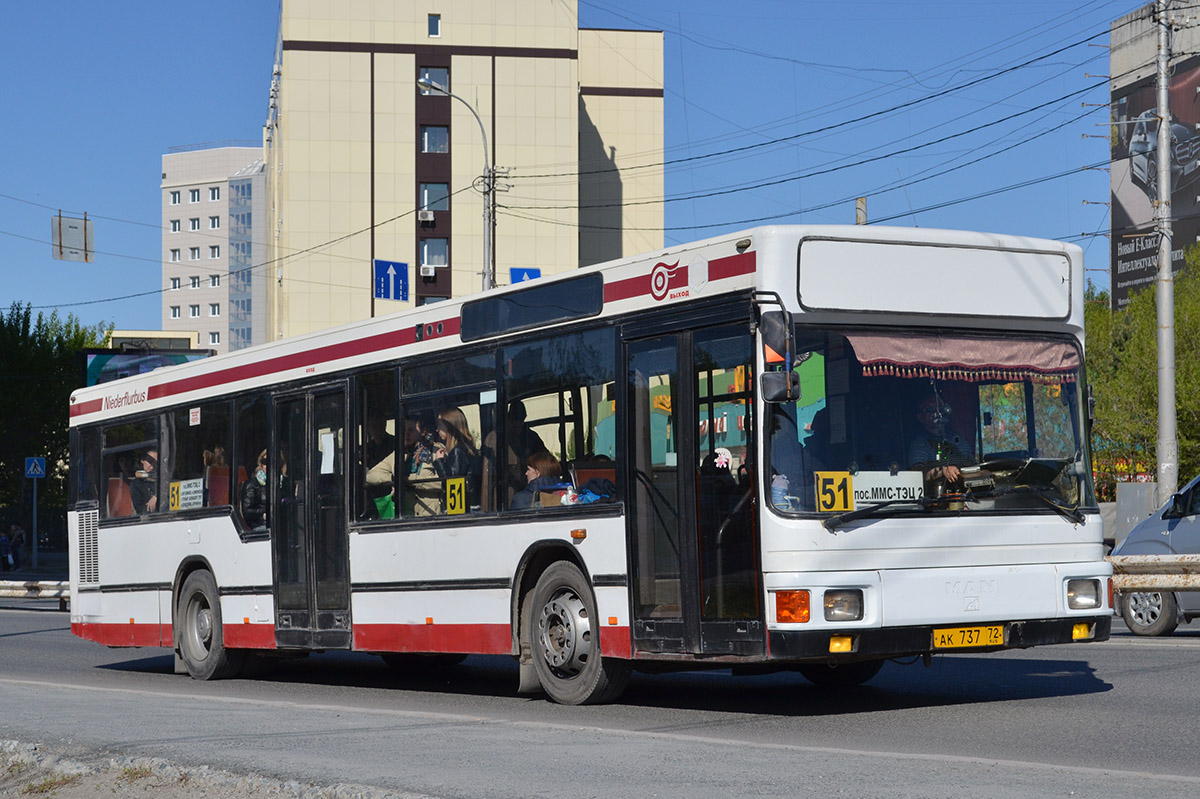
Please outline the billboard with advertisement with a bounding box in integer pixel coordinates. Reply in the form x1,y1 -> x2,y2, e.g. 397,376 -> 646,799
1110,56 -> 1200,309
81,349 -> 213,387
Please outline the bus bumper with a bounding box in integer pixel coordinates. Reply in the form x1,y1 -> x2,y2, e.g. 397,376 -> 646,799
767,615 -> 1111,661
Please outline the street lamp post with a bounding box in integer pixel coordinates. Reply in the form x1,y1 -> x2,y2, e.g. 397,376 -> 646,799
417,76 -> 495,291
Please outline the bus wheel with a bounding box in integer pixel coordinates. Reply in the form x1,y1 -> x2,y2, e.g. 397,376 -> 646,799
797,659 -> 884,687
530,561 -> 630,705
177,570 -> 244,680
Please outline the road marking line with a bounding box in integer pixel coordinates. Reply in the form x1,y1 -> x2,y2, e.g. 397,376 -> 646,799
3,677 -> 1200,787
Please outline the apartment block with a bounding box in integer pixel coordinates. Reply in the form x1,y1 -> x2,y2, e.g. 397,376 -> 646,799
161,145 -> 266,353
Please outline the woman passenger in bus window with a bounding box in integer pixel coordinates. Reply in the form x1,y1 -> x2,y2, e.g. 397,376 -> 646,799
510,451 -> 564,510
241,449 -> 270,530
432,407 -> 481,510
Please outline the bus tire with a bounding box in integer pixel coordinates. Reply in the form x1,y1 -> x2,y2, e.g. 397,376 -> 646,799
177,570 -> 244,680
530,561 -> 630,705
797,659 -> 884,687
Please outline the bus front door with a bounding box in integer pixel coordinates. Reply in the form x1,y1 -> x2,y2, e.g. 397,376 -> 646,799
626,325 -> 762,658
272,386 -> 352,650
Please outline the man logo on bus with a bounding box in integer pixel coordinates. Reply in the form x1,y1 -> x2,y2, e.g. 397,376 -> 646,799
650,261 -> 689,301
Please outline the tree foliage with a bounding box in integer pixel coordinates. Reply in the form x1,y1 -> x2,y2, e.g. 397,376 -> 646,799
1086,252 -> 1200,500
0,302 -> 109,523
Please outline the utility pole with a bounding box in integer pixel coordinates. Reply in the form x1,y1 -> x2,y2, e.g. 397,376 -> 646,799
1155,0 -> 1179,503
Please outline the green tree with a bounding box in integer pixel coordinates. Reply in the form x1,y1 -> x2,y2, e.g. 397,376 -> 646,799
1086,252 -> 1200,499
0,302 -> 109,540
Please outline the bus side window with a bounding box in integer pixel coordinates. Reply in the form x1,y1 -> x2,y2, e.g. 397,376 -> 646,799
500,327 -> 617,510
234,394 -> 270,532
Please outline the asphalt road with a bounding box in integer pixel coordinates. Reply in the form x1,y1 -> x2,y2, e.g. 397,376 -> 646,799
2,598 -> 1199,798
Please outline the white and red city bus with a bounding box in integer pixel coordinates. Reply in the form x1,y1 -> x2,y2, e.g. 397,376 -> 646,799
68,225 -> 1112,704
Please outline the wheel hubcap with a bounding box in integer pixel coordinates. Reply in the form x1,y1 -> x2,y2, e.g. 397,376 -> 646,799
537,588 -> 592,677
187,595 -> 214,658
1129,592 -> 1162,627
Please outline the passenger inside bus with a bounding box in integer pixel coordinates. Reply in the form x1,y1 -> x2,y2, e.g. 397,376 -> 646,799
241,449 -> 270,531
510,451 -> 567,509
432,407 -> 482,510
129,450 -> 159,514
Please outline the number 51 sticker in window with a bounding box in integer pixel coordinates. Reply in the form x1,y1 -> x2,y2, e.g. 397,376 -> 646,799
445,477 -> 466,515
815,471 -> 853,513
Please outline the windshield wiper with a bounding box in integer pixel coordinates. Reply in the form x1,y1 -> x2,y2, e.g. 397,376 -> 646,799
823,498 -> 933,531
966,484 -> 1085,525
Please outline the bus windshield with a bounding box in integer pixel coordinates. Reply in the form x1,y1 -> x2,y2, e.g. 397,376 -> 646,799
767,328 -> 1094,517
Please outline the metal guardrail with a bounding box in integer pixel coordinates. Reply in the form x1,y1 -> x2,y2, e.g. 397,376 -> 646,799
0,580 -> 69,611
1107,554 -> 1200,591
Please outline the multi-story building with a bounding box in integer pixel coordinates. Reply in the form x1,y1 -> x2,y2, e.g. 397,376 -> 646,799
263,0 -> 664,340
161,145 -> 266,353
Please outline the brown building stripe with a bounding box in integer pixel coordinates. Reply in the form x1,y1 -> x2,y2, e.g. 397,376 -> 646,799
283,40 -> 577,59
580,86 -> 664,98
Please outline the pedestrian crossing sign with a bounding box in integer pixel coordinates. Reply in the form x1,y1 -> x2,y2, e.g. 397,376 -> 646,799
25,457 -> 45,479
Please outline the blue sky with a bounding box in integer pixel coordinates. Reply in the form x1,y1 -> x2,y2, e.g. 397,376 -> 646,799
0,1 -> 1134,333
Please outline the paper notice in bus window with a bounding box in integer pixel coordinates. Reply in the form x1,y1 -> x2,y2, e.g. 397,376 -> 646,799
170,479 -> 204,511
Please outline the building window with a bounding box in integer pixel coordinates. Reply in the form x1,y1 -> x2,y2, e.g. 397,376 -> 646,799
421,126 -> 449,153
209,216 -> 220,230
209,303 -> 220,317
209,186 -> 220,201
209,331 -> 220,346
421,238 -> 448,268
170,306 -> 181,319
190,276 -> 201,289
189,305 -> 200,318
170,191 -> 180,205
170,277 -> 181,290
209,245 -> 220,259
189,247 -> 200,261
190,218 -> 200,231
420,183 -> 450,211
189,188 -> 200,203
419,66 -> 449,94
428,13 -> 441,37
170,249 -> 181,263
170,219 -> 180,233
209,274 -> 221,287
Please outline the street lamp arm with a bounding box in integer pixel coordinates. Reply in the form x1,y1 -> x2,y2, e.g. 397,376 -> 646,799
416,76 -> 495,291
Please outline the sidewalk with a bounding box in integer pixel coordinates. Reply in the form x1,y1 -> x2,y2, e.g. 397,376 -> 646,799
2,550 -> 68,583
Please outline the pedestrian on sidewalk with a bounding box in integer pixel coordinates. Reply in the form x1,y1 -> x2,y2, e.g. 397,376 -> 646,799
9,523 -> 25,571
0,528 -> 10,573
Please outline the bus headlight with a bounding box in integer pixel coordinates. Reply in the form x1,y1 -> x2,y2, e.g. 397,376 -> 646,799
824,589 -> 864,622
1066,579 -> 1101,610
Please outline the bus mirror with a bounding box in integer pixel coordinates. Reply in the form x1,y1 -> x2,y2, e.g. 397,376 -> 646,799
759,312 -> 790,366
761,370 -> 800,403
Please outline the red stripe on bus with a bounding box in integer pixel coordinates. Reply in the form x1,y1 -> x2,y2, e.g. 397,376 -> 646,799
599,625 -> 631,658
223,623 -> 277,649
353,623 -> 512,655
147,327 -> 419,401
70,398 -> 104,418
603,250 -> 755,303
709,250 -> 756,279
71,622 -> 170,648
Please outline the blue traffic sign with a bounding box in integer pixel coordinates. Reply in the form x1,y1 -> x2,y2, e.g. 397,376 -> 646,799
25,457 -> 45,479
374,260 -> 409,302
510,267 -> 541,283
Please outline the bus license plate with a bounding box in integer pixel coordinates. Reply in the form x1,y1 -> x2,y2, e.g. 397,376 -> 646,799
932,625 -> 1004,649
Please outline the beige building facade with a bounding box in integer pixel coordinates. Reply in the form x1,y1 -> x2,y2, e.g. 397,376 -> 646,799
264,0 -> 664,340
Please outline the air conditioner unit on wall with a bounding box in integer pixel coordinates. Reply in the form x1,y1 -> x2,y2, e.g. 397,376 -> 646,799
420,264 -> 436,277
417,210 -> 434,222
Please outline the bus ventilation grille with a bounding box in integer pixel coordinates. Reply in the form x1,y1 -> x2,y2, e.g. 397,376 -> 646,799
78,510 -> 99,586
